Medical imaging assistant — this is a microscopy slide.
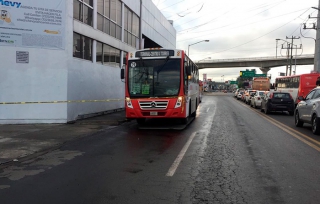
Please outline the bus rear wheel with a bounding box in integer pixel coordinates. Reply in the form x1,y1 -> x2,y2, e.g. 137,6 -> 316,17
191,100 -> 197,117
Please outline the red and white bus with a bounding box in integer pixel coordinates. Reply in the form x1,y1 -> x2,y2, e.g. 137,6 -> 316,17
275,73 -> 320,106
121,48 -> 200,125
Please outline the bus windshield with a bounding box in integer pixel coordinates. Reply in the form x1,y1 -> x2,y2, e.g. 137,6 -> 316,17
127,58 -> 181,98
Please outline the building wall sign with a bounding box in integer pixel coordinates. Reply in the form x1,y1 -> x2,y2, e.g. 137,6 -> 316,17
0,0 -> 65,49
16,51 -> 28,63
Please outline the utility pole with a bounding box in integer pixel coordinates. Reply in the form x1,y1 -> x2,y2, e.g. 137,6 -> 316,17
284,36 -> 300,76
280,40 -> 302,76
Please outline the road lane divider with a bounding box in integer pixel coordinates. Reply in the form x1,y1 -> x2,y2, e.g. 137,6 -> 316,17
0,99 -> 124,105
236,99 -> 320,151
166,132 -> 197,177
258,114 -> 320,152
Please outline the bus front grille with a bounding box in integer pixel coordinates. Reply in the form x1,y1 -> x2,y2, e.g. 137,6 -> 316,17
139,101 -> 169,110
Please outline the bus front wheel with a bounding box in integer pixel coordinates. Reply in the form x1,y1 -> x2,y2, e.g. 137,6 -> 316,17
136,118 -> 146,125
181,117 -> 188,124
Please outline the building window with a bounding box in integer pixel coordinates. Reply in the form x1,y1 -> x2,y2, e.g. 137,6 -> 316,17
123,51 -> 127,66
96,0 -> 121,40
96,42 -> 103,63
73,0 -> 93,27
97,41 -> 121,67
97,14 -> 104,31
73,32 -> 92,61
124,6 -> 140,48
73,0 -> 82,21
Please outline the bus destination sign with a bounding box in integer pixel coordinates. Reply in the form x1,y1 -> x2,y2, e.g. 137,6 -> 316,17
136,50 -> 174,57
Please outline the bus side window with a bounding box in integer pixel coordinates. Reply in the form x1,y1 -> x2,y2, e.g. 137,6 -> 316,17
294,77 -> 299,88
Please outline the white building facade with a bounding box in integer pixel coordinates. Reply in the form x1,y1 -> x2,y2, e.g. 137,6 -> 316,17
0,0 -> 176,124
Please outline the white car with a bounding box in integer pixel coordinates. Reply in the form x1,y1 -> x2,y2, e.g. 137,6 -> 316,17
250,90 -> 268,108
237,91 -> 244,100
244,90 -> 256,104
234,88 -> 243,98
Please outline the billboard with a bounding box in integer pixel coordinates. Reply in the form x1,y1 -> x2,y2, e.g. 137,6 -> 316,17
0,0 -> 65,49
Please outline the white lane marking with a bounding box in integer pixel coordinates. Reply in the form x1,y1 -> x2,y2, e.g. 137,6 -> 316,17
166,132 -> 197,177
206,107 -> 210,112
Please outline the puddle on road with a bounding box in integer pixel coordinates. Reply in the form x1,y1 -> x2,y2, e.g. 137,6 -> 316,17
0,150 -> 84,185
0,185 -> 10,189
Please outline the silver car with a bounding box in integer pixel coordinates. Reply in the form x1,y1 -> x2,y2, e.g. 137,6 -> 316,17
250,91 -> 267,109
295,87 -> 320,135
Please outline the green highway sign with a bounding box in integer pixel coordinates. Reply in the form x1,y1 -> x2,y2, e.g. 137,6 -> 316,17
254,74 -> 267,77
240,71 -> 266,77
230,81 -> 237,84
240,71 -> 254,77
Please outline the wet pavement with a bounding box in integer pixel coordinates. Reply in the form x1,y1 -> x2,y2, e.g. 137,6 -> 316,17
0,110 -> 128,166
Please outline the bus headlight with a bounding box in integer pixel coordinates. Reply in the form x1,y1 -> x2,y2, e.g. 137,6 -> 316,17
126,97 -> 133,109
175,96 -> 183,108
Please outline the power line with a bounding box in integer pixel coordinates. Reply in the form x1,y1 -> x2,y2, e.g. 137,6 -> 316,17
157,0 -> 185,11
202,17 -> 298,56
179,6 -> 306,48
177,1 -> 285,33
178,8 -> 309,37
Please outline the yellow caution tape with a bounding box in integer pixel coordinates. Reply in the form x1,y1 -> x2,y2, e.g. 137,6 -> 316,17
44,29 -> 60,34
0,99 -> 124,105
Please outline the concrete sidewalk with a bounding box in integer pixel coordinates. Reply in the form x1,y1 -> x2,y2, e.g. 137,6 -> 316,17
0,110 -> 128,166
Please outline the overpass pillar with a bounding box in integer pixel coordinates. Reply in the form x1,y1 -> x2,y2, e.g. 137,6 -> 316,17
260,67 -> 270,75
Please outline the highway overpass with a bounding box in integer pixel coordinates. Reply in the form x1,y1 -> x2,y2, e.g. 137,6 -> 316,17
195,54 -> 314,74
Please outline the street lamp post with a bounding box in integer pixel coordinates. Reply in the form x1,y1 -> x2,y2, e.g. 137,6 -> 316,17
188,40 -> 209,58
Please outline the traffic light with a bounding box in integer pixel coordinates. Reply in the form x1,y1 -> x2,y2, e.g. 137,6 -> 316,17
240,71 -> 242,77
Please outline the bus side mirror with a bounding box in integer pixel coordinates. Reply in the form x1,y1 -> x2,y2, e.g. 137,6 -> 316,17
120,64 -> 125,79
186,66 -> 191,76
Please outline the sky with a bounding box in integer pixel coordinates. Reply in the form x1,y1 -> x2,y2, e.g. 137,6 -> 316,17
152,0 -> 319,83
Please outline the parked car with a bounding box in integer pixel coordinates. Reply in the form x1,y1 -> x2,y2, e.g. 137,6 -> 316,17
250,91 -> 268,109
245,90 -> 256,104
295,87 -> 320,135
241,91 -> 247,102
260,91 -> 294,115
234,89 -> 243,98
237,91 -> 244,100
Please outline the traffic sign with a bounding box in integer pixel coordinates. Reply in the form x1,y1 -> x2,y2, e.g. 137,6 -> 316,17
230,81 -> 237,84
240,71 -> 254,77
254,74 -> 267,77
240,71 -> 266,77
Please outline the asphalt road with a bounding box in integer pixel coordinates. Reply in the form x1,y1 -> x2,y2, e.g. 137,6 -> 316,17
0,93 -> 320,204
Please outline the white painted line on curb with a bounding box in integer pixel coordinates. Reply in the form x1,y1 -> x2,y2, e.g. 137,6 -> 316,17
166,132 -> 197,177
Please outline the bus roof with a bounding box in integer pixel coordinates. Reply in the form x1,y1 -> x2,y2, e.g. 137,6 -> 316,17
129,48 -> 185,60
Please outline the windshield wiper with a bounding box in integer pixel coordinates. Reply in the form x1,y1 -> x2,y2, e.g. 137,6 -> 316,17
157,56 -> 170,75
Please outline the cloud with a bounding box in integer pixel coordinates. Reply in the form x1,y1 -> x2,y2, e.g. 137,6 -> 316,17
153,0 -> 318,83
